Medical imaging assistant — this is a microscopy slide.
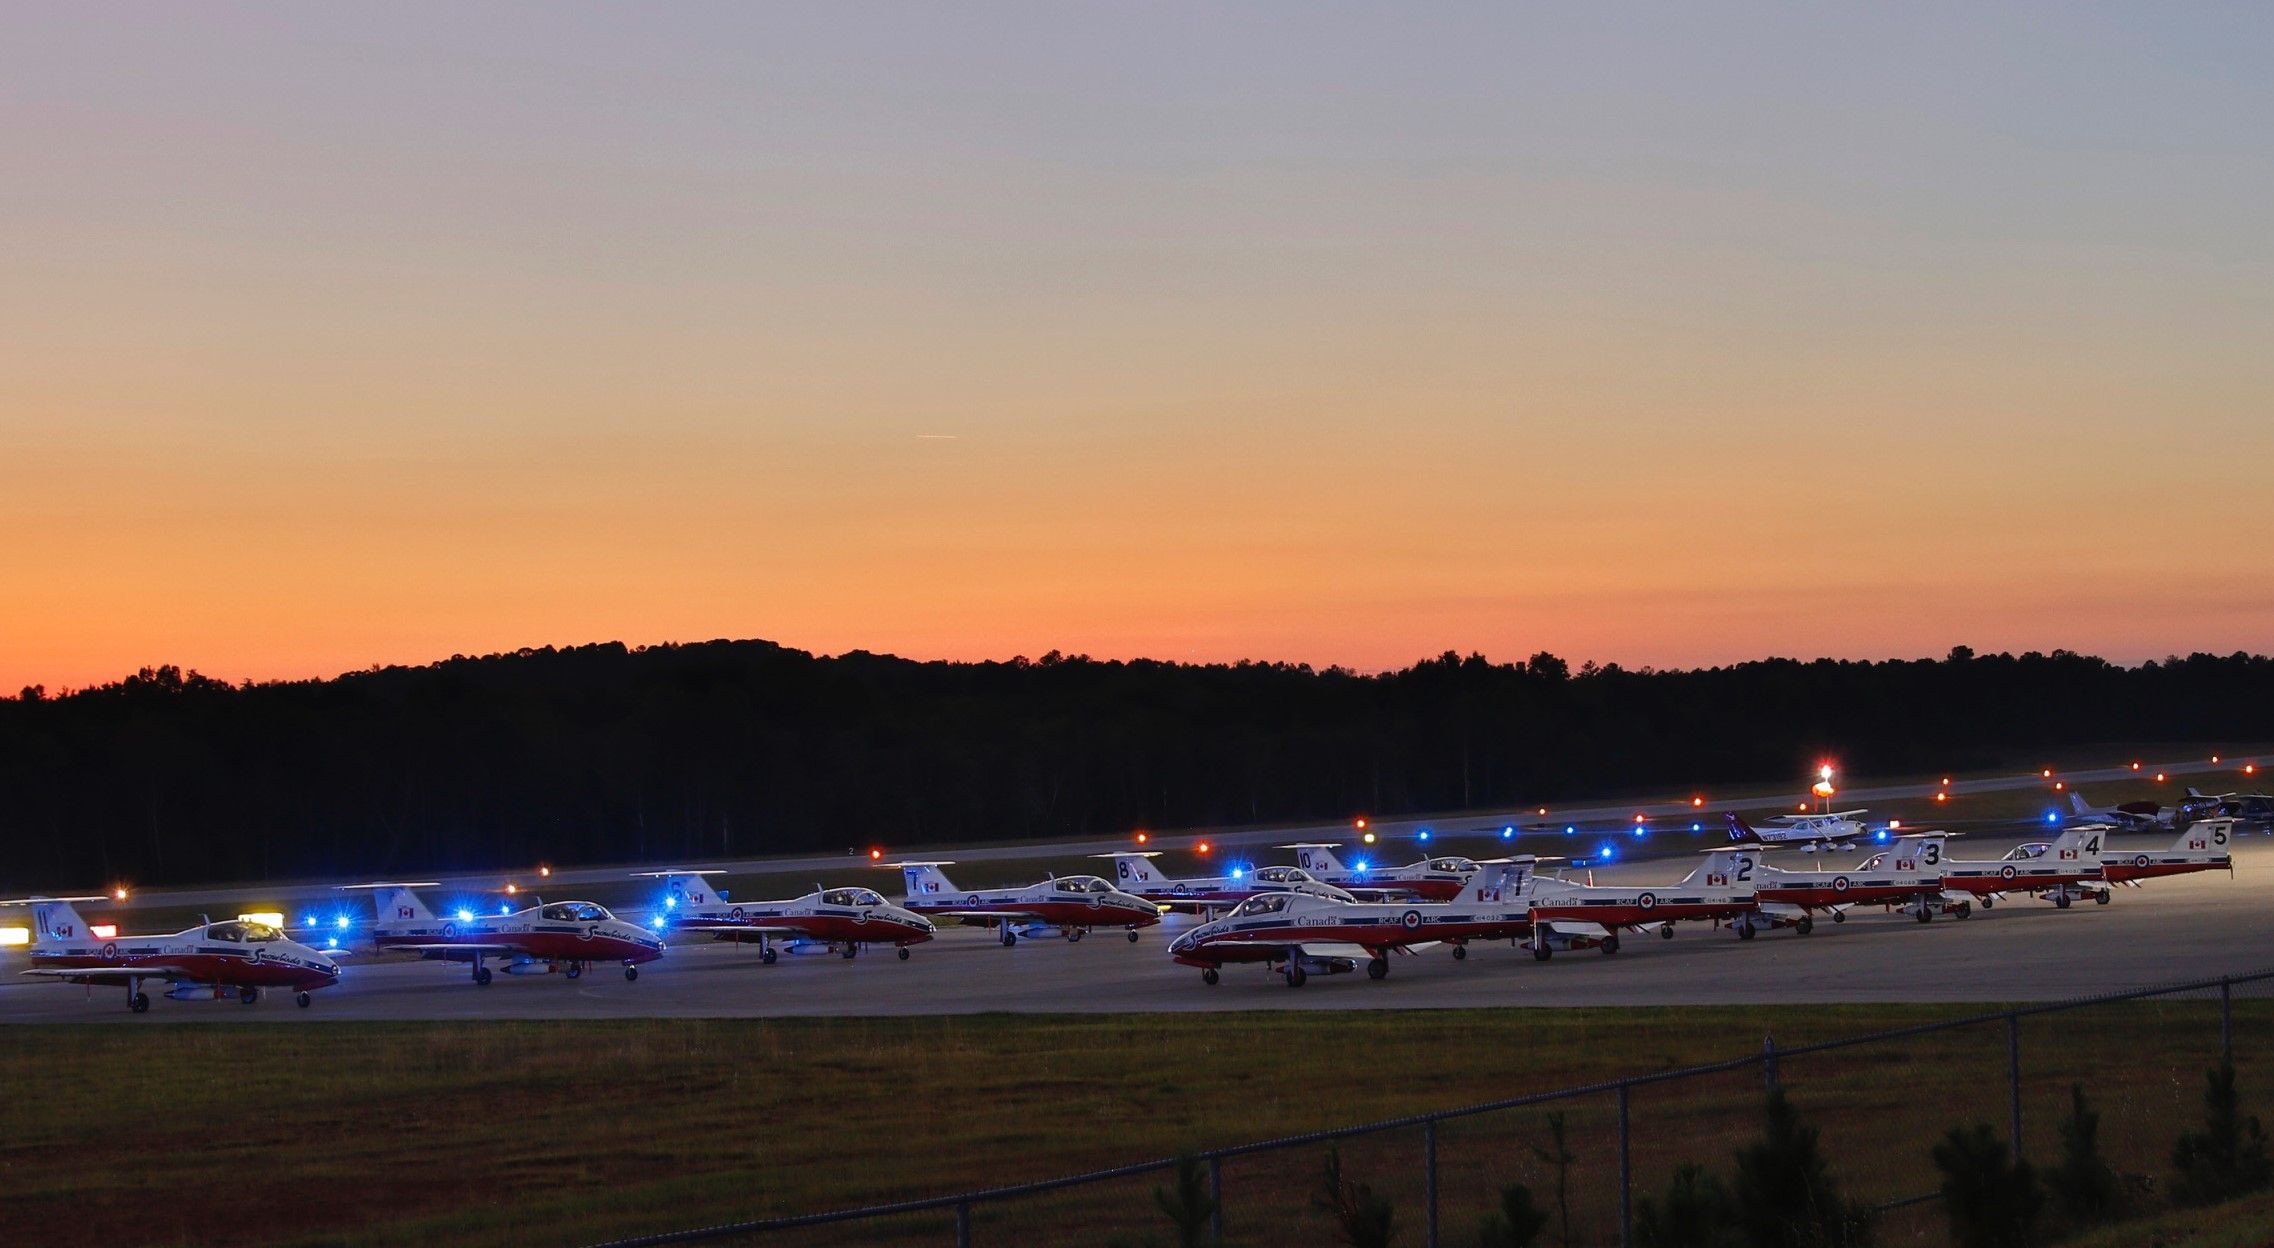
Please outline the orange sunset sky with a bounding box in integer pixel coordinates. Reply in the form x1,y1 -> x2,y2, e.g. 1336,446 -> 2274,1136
5,7 -> 2271,691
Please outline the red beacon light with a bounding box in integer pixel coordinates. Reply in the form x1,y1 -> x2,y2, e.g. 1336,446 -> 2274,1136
868,848 -> 884,861
1354,818 -> 1369,830
112,887 -> 129,901
1691,796 -> 1705,808
1195,841 -> 1212,855
538,865 -> 552,878
1134,832 -> 1149,845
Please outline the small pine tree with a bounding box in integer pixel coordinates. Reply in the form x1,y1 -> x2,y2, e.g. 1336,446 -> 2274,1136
2047,1083 -> 2124,1227
1315,1146 -> 1398,1248
1532,1111 -> 1577,1248
1471,1182 -> 1550,1248
1931,1123 -> 2044,1248
1728,1088 -> 1875,1248
1634,1162 -> 1737,1248
1153,1152 -> 1217,1248
2172,1059 -> 2273,1206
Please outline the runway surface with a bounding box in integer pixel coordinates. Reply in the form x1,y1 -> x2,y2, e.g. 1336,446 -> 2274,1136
6,828 -> 2268,1022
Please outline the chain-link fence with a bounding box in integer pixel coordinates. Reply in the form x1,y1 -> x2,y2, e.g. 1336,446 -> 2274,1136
585,970 -> 2273,1248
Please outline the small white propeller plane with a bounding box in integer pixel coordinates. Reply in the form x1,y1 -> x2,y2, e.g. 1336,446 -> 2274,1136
2065,791 -> 2172,832
634,869 -> 935,962
1277,843 -> 1480,900
341,883 -> 665,985
1723,810 -> 1871,852
1090,852 -> 1356,911
4,895 -> 344,1011
889,862 -> 1161,945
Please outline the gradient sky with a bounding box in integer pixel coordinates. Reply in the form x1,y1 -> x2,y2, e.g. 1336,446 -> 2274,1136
5,4 -> 2271,690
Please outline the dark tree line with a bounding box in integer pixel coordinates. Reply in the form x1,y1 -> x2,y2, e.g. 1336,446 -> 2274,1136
2,641 -> 2268,890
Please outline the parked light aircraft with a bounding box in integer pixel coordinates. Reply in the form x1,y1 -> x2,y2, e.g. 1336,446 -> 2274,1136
2184,788 -> 2274,823
1165,862 -> 1535,986
2100,819 -> 2236,884
1278,843 -> 1479,900
1861,829 -> 2109,909
4,895 -> 342,1010
2065,791 -> 2171,832
1522,850 -> 1763,958
342,883 -> 665,984
891,862 -> 1161,945
1723,810 -> 1870,851
1092,852 -> 1355,909
633,869 -> 935,961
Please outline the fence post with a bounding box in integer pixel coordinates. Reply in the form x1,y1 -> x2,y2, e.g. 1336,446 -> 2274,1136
1424,1118 -> 1440,1248
1619,1081 -> 1634,1248
1209,1154 -> 1223,1243
955,1200 -> 971,1248
2223,977 -> 2234,1063
1763,1034 -> 1779,1090
2007,1013 -> 2023,1164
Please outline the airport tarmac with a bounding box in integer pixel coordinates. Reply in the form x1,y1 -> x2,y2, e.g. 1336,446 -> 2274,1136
4,829 -> 2267,1022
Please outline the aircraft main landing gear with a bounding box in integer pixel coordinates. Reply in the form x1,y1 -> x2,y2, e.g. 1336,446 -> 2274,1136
841,944 -> 859,959
761,948 -> 779,965
1367,957 -> 1389,980
238,985 -> 261,1005
2054,892 -> 2073,910
1915,906 -> 1933,924
1065,928 -> 1085,943
473,966 -> 493,986
999,928 -> 1018,947
1283,964 -> 1307,988
127,979 -> 149,1013
1736,921 -> 1757,941
1795,917 -> 1815,936
1600,933 -> 1621,955
565,962 -> 583,980
2095,890 -> 2111,905
1532,942 -> 1552,962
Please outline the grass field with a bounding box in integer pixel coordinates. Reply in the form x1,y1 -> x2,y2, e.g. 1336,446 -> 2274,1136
4,997 -> 2269,1247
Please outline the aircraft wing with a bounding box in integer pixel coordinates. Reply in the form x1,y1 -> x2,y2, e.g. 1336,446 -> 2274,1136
22,966 -> 198,981
1296,941 -> 1387,959
1532,920 -> 1612,940
674,923 -> 807,935
926,909 -> 1049,922
387,942 -> 531,954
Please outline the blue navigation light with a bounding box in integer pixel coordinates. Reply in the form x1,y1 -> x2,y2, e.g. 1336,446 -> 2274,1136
455,909 -> 474,922
1417,829 -> 1432,842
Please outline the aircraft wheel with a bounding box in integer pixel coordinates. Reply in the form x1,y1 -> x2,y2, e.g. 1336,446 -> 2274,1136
1915,907 -> 1933,924
1532,942 -> 1552,962
1736,922 -> 1757,942
1284,964 -> 1306,988
1600,934 -> 1620,956
565,963 -> 583,980
239,986 -> 260,1005
130,993 -> 150,1013
897,946 -> 911,961
1981,896 -> 1995,909
1659,923 -> 1675,940
1067,928 -> 1084,943
2055,893 -> 2073,910
1451,944 -> 1468,962
1126,928 -> 1140,943
761,949 -> 779,965
1832,911 -> 1847,924
1796,917 -> 1815,936
1201,968 -> 1220,986
623,965 -> 639,982
841,944 -> 858,959
1367,957 -> 1389,981
1000,930 -> 1017,947
295,991 -> 312,1009
2095,890 -> 2111,906
473,967 -> 493,986
1955,903 -> 1972,920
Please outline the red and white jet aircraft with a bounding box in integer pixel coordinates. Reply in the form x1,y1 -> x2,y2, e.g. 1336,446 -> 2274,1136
1744,845 -> 1945,935
1165,862 -> 1537,986
4,895 -> 343,1010
634,870 -> 935,962
2099,819 -> 2236,885
1092,852 -> 1356,910
1278,843 -> 1479,901
343,883 -> 665,985
1859,828 -> 2109,910
892,862 -> 1162,945
1521,850 -> 1763,958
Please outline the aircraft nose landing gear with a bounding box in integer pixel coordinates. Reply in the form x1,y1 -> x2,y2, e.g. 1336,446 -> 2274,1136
897,946 -> 911,960
295,991 -> 313,1008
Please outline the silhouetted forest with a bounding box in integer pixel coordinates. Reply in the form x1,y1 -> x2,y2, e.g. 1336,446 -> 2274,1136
3,642 -> 2268,889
